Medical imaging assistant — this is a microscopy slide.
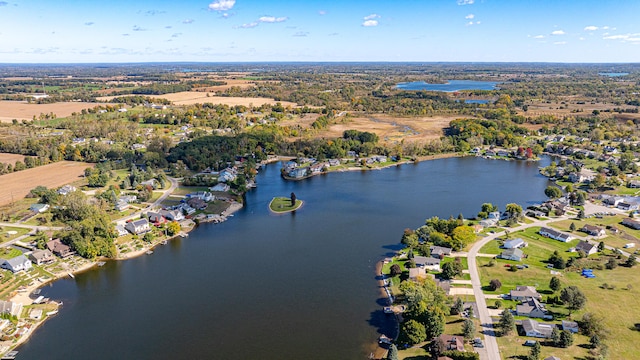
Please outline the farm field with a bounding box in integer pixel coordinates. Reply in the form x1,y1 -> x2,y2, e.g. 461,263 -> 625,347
0,100 -> 108,122
0,153 -> 25,165
142,92 -> 297,107
0,161 -> 93,206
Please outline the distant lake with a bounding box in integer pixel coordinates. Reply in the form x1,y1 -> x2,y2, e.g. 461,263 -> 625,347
17,157 -> 552,360
599,72 -> 629,77
464,99 -> 490,104
396,80 -> 500,92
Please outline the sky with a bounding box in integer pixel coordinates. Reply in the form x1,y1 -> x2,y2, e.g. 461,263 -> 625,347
1,0 -> 639,63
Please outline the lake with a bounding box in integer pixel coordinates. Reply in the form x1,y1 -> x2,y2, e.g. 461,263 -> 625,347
17,156 -> 552,360
598,72 -> 629,77
396,80 -> 499,92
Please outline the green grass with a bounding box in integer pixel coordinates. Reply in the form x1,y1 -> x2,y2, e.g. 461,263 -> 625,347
0,227 -> 31,243
549,216 -> 640,249
269,197 -> 302,213
496,331 -> 589,360
0,248 -> 24,259
172,186 -> 210,196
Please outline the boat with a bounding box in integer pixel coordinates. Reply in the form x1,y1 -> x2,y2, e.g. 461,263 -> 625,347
378,335 -> 393,345
1,350 -> 18,360
161,240 -> 167,245
179,233 -> 188,238
97,261 -> 106,267
46,310 -> 58,316
146,250 -> 153,255
33,296 -> 45,304
68,273 -> 75,279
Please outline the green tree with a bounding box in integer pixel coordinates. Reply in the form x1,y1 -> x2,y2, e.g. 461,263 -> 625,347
143,232 -> 154,243
551,327 -> 560,345
450,225 -> 476,250
605,257 -> 617,270
626,254 -> 637,267
569,222 -> 576,231
400,319 -> 426,345
544,186 -> 563,199
462,319 -> 475,339
386,344 -> 398,360
451,297 -> 464,315
578,209 -> 585,219
558,330 -> 573,348
390,264 -> 402,276
166,221 -> 181,236
505,203 -> 523,220
494,299 -> 502,309
489,279 -> 502,291
498,310 -> 515,336
441,261 -> 462,280
530,341 -> 541,360
560,286 -> 587,315
598,241 -> 605,252
549,276 -> 561,292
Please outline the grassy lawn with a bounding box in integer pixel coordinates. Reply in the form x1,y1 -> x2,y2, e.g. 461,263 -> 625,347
172,186 -> 210,196
549,216 -> 640,249
269,197 -> 302,213
0,247 -> 25,259
0,226 -> 31,243
496,331 -> 589,360
204,201 -> 230,215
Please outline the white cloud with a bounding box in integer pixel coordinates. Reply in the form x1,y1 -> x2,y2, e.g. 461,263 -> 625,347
457,0 -> 474,4
533,35 -> 545,39
132,25 -> 147,32
84,22 -> 94,26
362,20 -> 378,27
551,30 -> 565,35
318,10 -> 326,15
239,22 -> 258,29
293,31 -> 309,37
584,25 -> 598,31
259,16 -> 288,23
602,26 -> 610,30
208,0 -> 235,11
364,14 -> 380,21
579,37 -> 585,41
465,14 -> 474,19
183,19 -> 194,24
554,41 -> 567,45
603,33 -> 640,43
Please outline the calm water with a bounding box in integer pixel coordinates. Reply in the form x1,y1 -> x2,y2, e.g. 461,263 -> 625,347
464,99 -> 490,104
396,80 -> 499,92
17,157 -> 551,360
598,72 -> 629,77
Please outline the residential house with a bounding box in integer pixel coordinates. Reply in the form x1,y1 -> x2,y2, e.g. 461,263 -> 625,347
0,255 -> 32,273
522,319 -> 556,338
413,256 -> 441,271
115,224 -> 129,237
575,240 -> 598,256
46,239 -> 75,258
288,167 -> 308,179
57,185 -> 77,196
430,245 -> 452,259
28,249 -> 54,265
497,149 -> 510,157
503,238 -> 527,249
516,297 -> 548,318
618,202 -> 640,211
115,200 -> 130,212
628,180 -> 640,189
622,217 -> 640,230
510,286 -> 542,301
125,219 -> 151,235
603,196 -> 625,207
140,179 -> 158,189
434,334 -> 465,352
119,195 -> 138,203
218,168 -> 238,183
328,159 -> 340,167
186,191 -> 215,202
500,248 -> 524,261
131,143 -> 145,150
562,320 -> 579,333
29,203 -> 50,213
309,163 -> 326,174
159,209 -> 185,222
186,198 -> 207,211
209,183 -> 230,192
539,227 -> 573,242
408,267 -> 427,281
580,225 -> 606,237
0,301 -> 23,319
178,204 -> 196,215
147,211 -> 165,225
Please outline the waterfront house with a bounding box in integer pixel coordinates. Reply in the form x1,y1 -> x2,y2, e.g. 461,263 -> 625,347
28,249 -> 54,265
539,227 -> 573,242
516,297 -> 548,318
0,301 -> 23,319
186,198 -> 207,211
430,245 -> 452,258
29,203 -> 50,213
125,219 -> 151,235
580,225 -> 606,237
328,159 -> 340,167
562,320 -> 579,333
147,211 -> 165,225
500,248 -> 524,261
160,209 -> 185,221
209,183 -> 230,192
575,240 -> 597,256
622,217 -> 640,230
115,224 -> 129,237
510,286 -> 542,301
186,191 -> 215,202
521,319 -> 556,338
46,239 -> 75,258
413,256 -> 441,271
288,167 -> 308,179
503,238 -> 527,249
0,255 -> 33,273
434,334 -> 465,352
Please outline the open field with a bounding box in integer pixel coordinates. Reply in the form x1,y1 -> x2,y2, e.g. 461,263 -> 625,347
0,153 -> 25,165
0,161 -> 93,206
516,100 -> 640,120
0,100 -> 108,122
97,92 -> 299,108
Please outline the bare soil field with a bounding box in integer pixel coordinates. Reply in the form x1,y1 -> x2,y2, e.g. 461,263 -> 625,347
0,161 -> 93,206
153,92 -> 298,107
329,115 -> 459,143
518,100 -> 640,120
0,153 -> 25,165
0,101 -> 106,122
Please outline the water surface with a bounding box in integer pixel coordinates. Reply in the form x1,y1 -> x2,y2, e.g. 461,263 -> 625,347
396,80 -> 499,92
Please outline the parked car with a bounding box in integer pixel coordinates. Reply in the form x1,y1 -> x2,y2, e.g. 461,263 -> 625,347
524,340 -> 537,347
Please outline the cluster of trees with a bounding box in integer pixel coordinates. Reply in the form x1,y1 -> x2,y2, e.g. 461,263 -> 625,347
404,216 -> 476,251
397,277 -> 448,345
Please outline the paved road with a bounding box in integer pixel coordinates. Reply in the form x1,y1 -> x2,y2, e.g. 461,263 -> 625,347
0,222 -> 64,231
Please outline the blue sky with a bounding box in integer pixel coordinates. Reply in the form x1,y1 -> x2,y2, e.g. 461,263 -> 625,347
1,0 -> 639,63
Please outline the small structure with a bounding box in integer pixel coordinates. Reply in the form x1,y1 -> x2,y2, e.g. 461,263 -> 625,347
57,185 -> 77,196
115,224 -> 129,237
510,286 -> 542,301
580,225 -> 606,237
500,248 -> 524,261
622,217 -> 640,230
539,227 -> 573,242
413,256 -> 441,271
562,320 -> 579,333
521,319 -> 556,338
430,245 -> 452,258
516,297 -> 548,318
503,238 -> 527,249
28,249 -> 55,265
0,301 -> 23,319
29,203 -> 50,213
0,255 -> 33,273
46,239 -> 75,258
125,219 -> 151,235
434,334 -> 465,352
575,240 -> 597,256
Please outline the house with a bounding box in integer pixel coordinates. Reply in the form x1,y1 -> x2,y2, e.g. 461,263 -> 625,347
500,248 -> 524,261
430,245 -> 452,258
218,168 -> 238,182
603,196 -> 625,207
328,159 -> 340,167
618,202 -> 640,211
628,180 -> 640,188
503,238 -> 527,249
544,357 -> 561,360
288,167 -> 308,179
434,334 -> 465,352
125,219 -> 151,235
28,249 -> 54,265
562,320 -> 579,333
57,185 -> 77,196
409,267 -> 428,281
622,217 -> 640,230
115,224 -> 129,237
46,239 -> 75,258
140,179 -> 158,189
522,319 -> 556,338
115,200 -> 130,212
186,191 -> 215,202
413,256 -> 441,271
119,195 -> 137,203
186,198 -> 207,211
539,227 -> 573,242
209,183 -> 230,192
516,297 -> 548,318
160,209 -> 185,221
575,240 -> 598,256
147,211 -> 165,225
510,286 -> 542,301
0,255 -> 32,273
29,203 -> 50,213
580,225 -> 606,237
0,301 -> 23,319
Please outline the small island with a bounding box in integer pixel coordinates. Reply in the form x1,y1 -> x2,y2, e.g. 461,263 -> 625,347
269,193 -> 303,213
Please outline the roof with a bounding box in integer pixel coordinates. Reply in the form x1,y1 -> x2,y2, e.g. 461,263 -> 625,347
510,286 -> 540,299
503,238 -> 525,248
561,320 -> 578,329
3,255 -> 30,267
575,240 -> 596,253
582,224 -> 604,233
544,357 -> 561,360
414,256 -> 441,266
501,248 -> 524,259
516,297 -> 547,315
30,249 -> 53,261
521,319 -> 556,338
430,245 -> 452,255
131,219 -> 149,227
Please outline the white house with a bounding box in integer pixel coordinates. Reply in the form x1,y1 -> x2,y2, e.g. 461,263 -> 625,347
28,249 -> 54,265
516,297 -> 548,318
413,256 -> 441,271
160,209 -> 185,221
125,219 -> 151,235
522,319 -> 556,338
209,183 -> 230,192
503,238 -> 527,249
57,185 -> 77,196
539,227 -> 573,242
0,255 -> 33,273
500,248 -> 524,261
575,240 -> 598,256
510,286 -> 542,301
115,224 -> 129,237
